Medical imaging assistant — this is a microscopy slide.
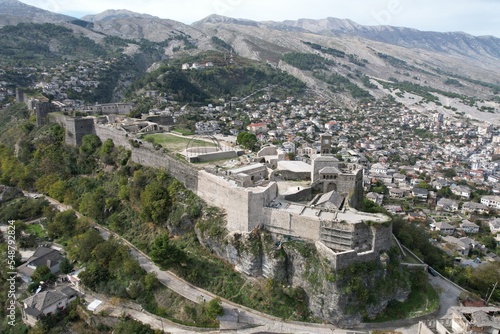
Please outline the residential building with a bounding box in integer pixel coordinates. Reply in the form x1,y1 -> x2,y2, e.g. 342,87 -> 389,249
460,220 -> 480,233
431,221 -> 455,235
412,187 -> 429,200
461,202 -> 489,215
418,306 -> 500,334
489,218 -> 500,234
450,184 -> 471,199
436,198 -> 459,212
17,247 -> 63,283
481,195 -> 500,209
22,286 -> 78,326
246,122 -> 268,134
370,163 -> 389,175
366,192 -> 384,205
442,236 -> 474,256
389,188 -> 405,198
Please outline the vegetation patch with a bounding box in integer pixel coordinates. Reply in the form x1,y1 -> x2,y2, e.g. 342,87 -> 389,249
366,269 -> 438,322
141,133 -> 215,151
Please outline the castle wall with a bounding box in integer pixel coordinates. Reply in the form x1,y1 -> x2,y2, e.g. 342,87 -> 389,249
247,184 -> 278,230
263,208 -> 321,241
372,223 -> 393,254
50,117 -> 393,270
197,171 -> 251,231
284,188 -> 312,202
36,102 -> 57,127
94,124 -> 199,191
188,150 -> 239,163
49,114 -> 95,146
319,220 -> 382,253
68,118 -> 96,146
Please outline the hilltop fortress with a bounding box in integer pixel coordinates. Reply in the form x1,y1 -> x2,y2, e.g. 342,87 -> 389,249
49,113 -> 392,272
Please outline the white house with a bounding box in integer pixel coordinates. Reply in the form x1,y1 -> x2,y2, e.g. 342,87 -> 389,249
450,184 -> 471,199
436,198 -> 459,212
489,218 -> 500,234
430,221 -> 455,235
460,220 -> 480,234
481,195 -> 500,209
389,188 -> 405,198
370,163 -> 389,175
366,192 -> 384,205
461,202 -> 489,215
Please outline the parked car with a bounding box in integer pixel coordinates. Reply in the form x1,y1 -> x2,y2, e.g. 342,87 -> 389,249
427,267 -> 438,276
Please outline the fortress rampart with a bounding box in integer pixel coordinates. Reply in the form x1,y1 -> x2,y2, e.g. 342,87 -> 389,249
50,115 -> 393,270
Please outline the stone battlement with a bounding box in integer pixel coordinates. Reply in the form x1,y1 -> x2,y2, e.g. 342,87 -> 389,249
52,115 -> 393,264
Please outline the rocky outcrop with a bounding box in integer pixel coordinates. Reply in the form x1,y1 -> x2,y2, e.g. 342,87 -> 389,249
196,224 -> 411,327
0,185 -> 24,204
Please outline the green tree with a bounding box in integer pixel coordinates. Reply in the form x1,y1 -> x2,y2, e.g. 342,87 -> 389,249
59,257 -> 74,274
437,186 -> 452,197
443,168 -> 457,178
140,181 -> 171,224
31,265 -> 56,283
468,262 -> 500,302
79,262 -> 109,290
236,131 -> 257,150
100,138 -> 115,165
114,318 -> 154,334
79,187 -> 106,221
67,229 -> 101,262
150,234 -> 184,268
206,297 -> 224,318
47,210 -> 78,239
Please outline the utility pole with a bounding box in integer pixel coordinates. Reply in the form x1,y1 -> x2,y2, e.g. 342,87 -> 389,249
486,281 -> 498,304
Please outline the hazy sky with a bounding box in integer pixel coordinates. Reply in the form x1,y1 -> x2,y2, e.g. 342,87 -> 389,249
19,0 -> 500,37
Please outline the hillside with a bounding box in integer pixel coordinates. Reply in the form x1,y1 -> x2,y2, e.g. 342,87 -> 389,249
0,0 -> 75,27
126,51 -> 306,103
192,15 -> 500,118
277,17 -> 500,59
0,1 -> 499,118
0,23 -> 108,66
82,9 -> 207,47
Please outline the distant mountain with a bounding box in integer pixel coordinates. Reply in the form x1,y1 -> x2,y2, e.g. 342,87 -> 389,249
82,9 -> 206,44
0,0 -> 76,26
275,17 -> 500,59
1,3 -> 499,115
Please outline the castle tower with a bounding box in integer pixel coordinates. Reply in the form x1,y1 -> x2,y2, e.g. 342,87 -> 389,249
15,88 -> 24,103
320,134 -> 332,155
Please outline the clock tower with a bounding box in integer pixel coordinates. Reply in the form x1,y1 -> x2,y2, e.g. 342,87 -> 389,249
320,134 -> 333,155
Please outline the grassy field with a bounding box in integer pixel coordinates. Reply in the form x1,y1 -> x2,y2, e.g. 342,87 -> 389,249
26,223 -> 46,238
141,133 -> 217,152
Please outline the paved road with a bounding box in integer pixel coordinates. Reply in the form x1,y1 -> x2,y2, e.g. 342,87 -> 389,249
82,292 -> 218,334
428,271 -> 462,318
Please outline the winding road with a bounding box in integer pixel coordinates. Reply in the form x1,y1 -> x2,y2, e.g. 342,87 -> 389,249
30,192 -> 462,333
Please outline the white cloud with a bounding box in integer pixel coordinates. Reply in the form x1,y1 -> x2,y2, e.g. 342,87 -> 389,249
18,0 -> 500,36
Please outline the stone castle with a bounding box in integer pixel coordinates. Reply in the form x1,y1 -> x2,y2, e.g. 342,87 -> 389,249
48,113 -> 393,271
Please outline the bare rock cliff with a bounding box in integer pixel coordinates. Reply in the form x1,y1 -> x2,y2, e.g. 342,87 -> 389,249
196,224 -> 411,326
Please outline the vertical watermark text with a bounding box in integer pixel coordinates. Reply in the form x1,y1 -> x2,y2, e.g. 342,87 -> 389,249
6,220 -> 17,326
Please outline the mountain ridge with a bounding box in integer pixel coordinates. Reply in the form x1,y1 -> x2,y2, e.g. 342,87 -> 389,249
1,1 -> 499,116
0,0 -> 76,26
